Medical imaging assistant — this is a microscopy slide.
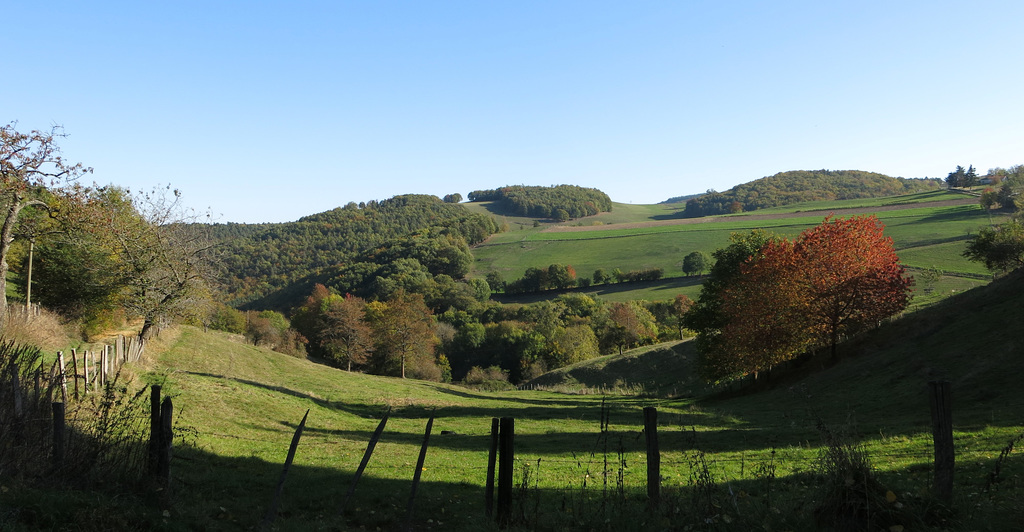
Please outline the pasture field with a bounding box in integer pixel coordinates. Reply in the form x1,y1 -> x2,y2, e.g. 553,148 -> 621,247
97,267 -> 1022,531
473,193 -> 1005,307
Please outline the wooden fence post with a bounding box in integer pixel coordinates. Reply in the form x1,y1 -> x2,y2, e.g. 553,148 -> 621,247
52,402 -> 65,469
929,381 -> 954,503
57,351 -> 68,404
496,417 -> 514,527
262,409 -> 309,530
485,418 -> 499,517
340,407 -> 391,515
84,351 -> 91,395
405,410 -> 435,529
157,397 -> 173,488
644,406 -> 660,505
100,346 -> 107,387
150,385 -> 162,475
70,349 -> 79,400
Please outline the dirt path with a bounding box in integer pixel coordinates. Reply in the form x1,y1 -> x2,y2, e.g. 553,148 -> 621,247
542,197 -> 978,233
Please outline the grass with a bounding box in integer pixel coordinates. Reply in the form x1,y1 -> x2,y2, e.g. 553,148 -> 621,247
3,269 -> 1006,530
3,270 -> 1022,529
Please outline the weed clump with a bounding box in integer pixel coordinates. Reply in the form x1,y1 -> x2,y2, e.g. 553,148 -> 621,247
812,418 -> 911,531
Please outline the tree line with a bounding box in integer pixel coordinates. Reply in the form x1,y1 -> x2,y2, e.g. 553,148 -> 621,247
497,264 -> 665,295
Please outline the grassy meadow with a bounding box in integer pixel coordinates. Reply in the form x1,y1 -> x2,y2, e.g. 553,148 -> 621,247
3,191 -> 1020,531
22,265 -> 1010,531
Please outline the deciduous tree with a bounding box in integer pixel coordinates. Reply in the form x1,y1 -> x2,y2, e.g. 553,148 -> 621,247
605,301 -> 658,355
795,215 -> 912,358
682,251 -> 709,277
365,291 -> 436,378
0,123 -> 90,322
319,294 -> 372,371
964,219 -> 1024,273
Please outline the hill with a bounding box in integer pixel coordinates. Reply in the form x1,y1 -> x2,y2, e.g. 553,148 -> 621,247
210,194 -> 500,307
92,265 -> 1018,530
6,264 -> 1018,530
678,169 -> 942,217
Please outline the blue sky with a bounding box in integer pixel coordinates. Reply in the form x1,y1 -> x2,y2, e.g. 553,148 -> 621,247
6,1 -> 1022,223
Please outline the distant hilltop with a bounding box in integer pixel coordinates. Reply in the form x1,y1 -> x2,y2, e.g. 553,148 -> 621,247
662,169 -> 941,217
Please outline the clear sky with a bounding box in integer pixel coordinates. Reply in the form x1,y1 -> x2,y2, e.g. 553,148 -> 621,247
6,1 -> 1022,223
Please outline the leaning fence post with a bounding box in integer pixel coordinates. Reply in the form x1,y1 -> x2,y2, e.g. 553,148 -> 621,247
496,417 -> 515,527
340,407 -> 391,515
485,417 -> 499,517
262,409 -> 310,530
405,410 -> 436,529
644,406 -> 660,505
929,381 -> 954,503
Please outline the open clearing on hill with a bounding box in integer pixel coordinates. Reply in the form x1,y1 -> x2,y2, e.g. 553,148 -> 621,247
543,196 -> 978,233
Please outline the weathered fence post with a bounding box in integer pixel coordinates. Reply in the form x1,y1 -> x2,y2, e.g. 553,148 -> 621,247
485,417 -> 499,517
157,396 -> 173,488
52,402 -> 65,469
929,381 -> 954,503
644,406 -> 660,505
57,351 -> 68,404
70,349 -> 79,400
100,346 -> 108,387
496,417 -> 515,527
340,407 -> 391,515
405,410 -> 435,529
149,385 -> 162,475
262,409 -> 309,530
84,351 -> 91,395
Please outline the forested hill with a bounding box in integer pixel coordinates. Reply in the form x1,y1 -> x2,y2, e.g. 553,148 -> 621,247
467,184 -> 613,220
211,194 -> 501,307
676,170 -> 942,217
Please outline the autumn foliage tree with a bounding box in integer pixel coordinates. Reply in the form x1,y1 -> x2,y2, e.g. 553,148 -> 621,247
687,217 -> 911,382
796,215 -> 912,357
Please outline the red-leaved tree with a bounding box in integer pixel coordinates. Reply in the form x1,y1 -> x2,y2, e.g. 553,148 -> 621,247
695,215 -> 912,381
795,215 -> 912,357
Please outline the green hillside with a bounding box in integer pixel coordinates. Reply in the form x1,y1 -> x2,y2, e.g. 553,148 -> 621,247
6,265 -> 1019,530
69,266 -> 1010,530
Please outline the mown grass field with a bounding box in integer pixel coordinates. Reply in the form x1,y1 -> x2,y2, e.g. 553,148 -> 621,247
36,267 -> 1009,531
